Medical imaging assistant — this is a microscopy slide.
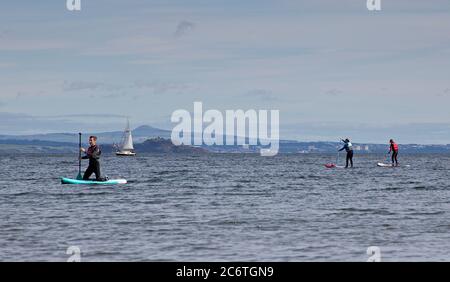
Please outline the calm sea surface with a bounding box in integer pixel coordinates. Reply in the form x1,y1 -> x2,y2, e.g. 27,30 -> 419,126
0,153 -> 449,261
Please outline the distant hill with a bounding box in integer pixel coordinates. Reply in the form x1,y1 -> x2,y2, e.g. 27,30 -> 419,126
0,125 -> 171,144
1,125 -> 449,154
0,137 -> 207,155
134,137 -> 207,154
0,143 -> 75,154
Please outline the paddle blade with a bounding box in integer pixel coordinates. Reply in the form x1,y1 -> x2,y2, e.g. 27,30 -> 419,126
76,172 -> 83,180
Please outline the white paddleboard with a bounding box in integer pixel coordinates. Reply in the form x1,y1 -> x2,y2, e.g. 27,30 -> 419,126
377,163 -> 410,168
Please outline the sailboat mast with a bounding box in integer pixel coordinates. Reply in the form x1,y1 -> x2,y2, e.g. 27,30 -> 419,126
125,118 -> 130,132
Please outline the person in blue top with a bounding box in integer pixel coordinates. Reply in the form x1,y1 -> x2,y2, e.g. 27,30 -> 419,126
339,138 -> 353,168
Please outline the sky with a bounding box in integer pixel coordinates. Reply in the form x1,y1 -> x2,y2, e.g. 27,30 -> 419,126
0,0 -> 450,143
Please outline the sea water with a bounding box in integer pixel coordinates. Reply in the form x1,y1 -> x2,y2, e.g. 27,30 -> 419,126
0,153 -> 448,261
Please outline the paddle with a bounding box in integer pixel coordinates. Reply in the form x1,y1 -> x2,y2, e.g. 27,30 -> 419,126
386,152 -> 391,163
76,133 -> 83,180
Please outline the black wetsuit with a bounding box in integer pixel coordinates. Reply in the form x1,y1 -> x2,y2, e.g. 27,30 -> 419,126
390,144 -> 399,166
339,142 -> 353,168
82,145 -> 104,181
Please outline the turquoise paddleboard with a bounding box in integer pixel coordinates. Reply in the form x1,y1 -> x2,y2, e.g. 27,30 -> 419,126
61,177 -> 127,185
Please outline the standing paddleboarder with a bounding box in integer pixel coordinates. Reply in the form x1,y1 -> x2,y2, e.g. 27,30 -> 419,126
80,136 -> 107,181
339,138 -> 354,168
389,139 -> 399,167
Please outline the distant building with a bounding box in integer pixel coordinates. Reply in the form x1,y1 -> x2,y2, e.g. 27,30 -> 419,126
308,145 -> 316,151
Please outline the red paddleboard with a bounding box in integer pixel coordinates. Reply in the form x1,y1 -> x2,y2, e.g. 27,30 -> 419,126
325,164 -> 346,169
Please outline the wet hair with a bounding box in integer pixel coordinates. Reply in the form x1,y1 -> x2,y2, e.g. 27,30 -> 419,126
345,138 -> 350,142
89,136 -> 98,141
390,139 -> 394,143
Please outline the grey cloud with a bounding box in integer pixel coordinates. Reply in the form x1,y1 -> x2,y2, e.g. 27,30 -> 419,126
243,89 -> 281,102
15,91 -> 29,99
436,88 -> 450,97
324,88 -> 343,97
0,112 -> 33,119
15,90 -> 48,99
62,80 -> 187,96
101,92 -> 125,99
133,81 -> 189,94
0,62 -> 15,68
282,122 -> 450,144
0,112 -> 65,134
0,112 -> 125,135
0,29 -> 11,38
63,81 -> 105,92
44,114 -> 127,119
174,21 -> 195,38
63,81 -> 130,95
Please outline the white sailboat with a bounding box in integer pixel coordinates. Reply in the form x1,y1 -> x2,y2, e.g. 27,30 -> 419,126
116,119 -> 136,156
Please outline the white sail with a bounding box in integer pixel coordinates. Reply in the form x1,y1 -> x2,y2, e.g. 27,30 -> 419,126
119,119 -> 134,151
122,129 -> 134,150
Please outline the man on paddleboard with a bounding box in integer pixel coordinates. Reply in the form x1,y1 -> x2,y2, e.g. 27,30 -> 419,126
389,139 -> 399,167
80,136 -> 106,181
339,138 -> 353,168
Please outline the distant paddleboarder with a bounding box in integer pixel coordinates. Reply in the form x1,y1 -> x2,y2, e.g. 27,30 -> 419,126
80,136 -> 107,181
339,138 -> 353,168
389,139 -> 399,167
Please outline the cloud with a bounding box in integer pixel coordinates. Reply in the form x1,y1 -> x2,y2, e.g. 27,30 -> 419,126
0,62 -> 16,68
324,88 -> 343,97
436,88 -> 450,97
0,29 -> 10,38
242,89 -> 282,102
63,80 -> 134,95
14,89 -> 49,99
133,81 -> 189,94
2,1 -> 450,135
44,114 -> 128,119
0,38 -> 70,51
0,112 -> 127,135
63,81 -> 106,92
174,21 -> 195,38
81,36 -> 175,56
15,91 -> 27,98
63,80 -> 189,94
101,92 -> 125,99
282,122 -> 450,144
60,80 -> 190,100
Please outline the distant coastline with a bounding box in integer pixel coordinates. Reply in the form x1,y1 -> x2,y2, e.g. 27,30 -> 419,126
1,137 -> 449,155
1,125 -> 449,154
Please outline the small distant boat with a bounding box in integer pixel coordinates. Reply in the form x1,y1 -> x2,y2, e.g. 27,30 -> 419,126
116,119 -> 136,156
